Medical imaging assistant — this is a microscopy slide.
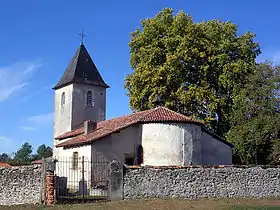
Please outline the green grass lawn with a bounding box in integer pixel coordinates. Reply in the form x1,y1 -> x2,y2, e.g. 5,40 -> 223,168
1,199 -> 280,210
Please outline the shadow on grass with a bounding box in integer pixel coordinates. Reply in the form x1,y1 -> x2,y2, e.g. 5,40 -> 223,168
56,195 -> 108,204
229,206 -> 280,210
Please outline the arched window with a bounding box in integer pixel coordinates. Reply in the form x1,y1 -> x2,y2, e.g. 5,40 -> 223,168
61,92 -> 65,108
86,91 -> 92,106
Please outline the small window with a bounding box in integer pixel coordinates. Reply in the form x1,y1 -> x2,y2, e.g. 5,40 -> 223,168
72,152 -> 78,170
83,72 -> 88,80
61,92 -> 65,108
124,153 -> 134,166
86,91 -> 93,106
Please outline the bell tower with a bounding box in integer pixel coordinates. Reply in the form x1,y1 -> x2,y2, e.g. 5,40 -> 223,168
53,42 -> 109,140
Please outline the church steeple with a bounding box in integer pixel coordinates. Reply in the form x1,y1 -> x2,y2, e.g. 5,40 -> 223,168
53,44 -> 109,90
53,41 -> 108,140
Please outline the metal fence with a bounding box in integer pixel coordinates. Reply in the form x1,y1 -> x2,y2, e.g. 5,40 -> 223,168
54,155 -> 110,203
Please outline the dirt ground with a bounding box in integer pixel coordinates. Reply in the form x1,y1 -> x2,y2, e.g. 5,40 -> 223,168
1,199 -> 280,210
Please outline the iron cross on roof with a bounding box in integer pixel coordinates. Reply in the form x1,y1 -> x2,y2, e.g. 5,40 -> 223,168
78,28 -> 87,44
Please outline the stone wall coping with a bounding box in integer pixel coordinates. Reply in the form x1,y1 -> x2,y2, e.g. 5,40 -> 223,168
126,164 -> 280,169
0,165 -> 41,170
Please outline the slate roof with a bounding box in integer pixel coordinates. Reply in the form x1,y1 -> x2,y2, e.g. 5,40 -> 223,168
55,107 -> 203,148
53,44 -> 109,90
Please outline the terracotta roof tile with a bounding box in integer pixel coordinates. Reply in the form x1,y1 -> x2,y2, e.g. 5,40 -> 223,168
0,162 -> 11,167
56,107 -> 202,148
140,107 -> 200,123
56,127 -> 84,140
31,160 -> 43,165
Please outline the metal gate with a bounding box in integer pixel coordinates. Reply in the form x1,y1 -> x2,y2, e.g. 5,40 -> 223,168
54,155 -> 110,203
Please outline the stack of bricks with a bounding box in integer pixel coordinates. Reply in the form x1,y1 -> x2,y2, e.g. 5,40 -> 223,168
45,171 -> 55,206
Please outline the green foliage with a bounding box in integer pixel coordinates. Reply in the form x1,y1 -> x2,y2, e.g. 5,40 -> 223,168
13,142 -> 33,165
0,153 -> 10,162
227,63 -> 280,164
125,8 -> 260,136
1,143 -> 53,166
36,144 -> 53,159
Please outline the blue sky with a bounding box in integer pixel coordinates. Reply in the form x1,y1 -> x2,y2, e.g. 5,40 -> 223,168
0,0 -> 279,154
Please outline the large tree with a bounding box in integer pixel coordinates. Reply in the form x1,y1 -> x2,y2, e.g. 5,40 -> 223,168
125,8 -> 260,136
13,142 -> 33,165
35,144 -> 53,160
227,63 -> 280,164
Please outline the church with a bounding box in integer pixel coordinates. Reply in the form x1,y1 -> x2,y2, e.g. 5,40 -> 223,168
52,41 -> 233,167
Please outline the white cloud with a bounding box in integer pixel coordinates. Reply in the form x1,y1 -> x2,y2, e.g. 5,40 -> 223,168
20,84 -> 53,102
28,112 -> 54,124
20,126 -> 37,131
23,112 -> 53,133
0,136 -> 16,154
257,50 -> 280,65
0,60 -> 43,102
0,136 -> 11,142
0,136 -> 39,154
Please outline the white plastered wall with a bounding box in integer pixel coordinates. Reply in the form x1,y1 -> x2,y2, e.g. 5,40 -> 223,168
141,123 -> 185,166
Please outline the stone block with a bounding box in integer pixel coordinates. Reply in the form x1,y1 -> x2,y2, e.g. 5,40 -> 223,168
109,160 -> 123,201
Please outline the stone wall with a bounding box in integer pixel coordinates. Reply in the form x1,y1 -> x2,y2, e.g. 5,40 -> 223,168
124,166 -> 280,199
0,165 -> 42,205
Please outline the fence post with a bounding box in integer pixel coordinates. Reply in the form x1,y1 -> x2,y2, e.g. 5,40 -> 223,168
109,160 -> 123,201
40,157 -> 46,204
45,157 -> 56,206
82,156 -> 85,203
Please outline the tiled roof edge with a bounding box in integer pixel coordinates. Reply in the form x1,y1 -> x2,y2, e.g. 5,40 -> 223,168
53,81 -> 110,90
56,124 -> 137,148
57,120 -> 204,148
55,131 -> 83,140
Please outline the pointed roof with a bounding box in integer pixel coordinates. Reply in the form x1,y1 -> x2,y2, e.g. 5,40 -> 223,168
53,44 -> 109,90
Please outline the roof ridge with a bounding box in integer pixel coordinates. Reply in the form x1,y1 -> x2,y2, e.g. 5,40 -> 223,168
120,109 -> 155,128
101,109 -> 152,123
137,107 -> 159,122
161,106 -> 199,122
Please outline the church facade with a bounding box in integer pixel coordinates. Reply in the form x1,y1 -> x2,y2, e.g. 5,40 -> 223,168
53,43 -> 233,167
